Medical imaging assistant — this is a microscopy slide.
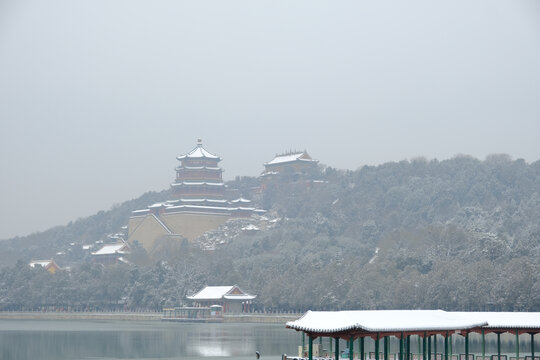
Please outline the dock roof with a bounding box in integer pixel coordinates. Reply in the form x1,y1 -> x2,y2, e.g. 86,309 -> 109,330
286,310 -> 487,334
286,310 -> 540,336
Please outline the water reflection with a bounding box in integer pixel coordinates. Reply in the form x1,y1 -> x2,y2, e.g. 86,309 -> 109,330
3,320 -> 536,360
0,320 -> 299,360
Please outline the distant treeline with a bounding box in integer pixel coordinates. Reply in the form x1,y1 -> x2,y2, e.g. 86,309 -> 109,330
1,155 -> 539,311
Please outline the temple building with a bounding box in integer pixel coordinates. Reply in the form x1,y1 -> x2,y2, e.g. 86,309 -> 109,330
261,150 -> 318,177
91,242 -> 130,265
128,140 -> 263,251
187,285 -> 256,313
29,259 -> 60,274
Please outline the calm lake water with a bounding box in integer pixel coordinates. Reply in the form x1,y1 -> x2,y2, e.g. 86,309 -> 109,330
0,319 -> 538,360
0,319 -> 301,360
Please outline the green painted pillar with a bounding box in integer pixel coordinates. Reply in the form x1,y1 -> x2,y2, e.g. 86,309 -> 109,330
407,335 -> 411,360
376,333 -> 380,360
465,332 -> 469,360
385,336 -> 389,360
434,334 -> 437,360
445,331 -> 449,360
419,335 -> 422,360
423,333 -> 427,360
336,337 -> 340,360
531,333 -> 535,360
515,332 -> 519,360
302,332 -> 305,356
449,334 -> 452,360
497,333 -> 501,360
309,335 -> 313,360
361,337 -> 365,360
349,337 -> 354,360
482,329 -> 485,360
400,333 -> 404,360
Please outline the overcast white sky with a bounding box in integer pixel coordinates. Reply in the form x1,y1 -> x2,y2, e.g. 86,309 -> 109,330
1,1 -> 539,239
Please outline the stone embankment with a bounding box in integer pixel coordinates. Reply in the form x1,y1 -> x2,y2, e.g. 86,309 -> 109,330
0,311 -> 162,321
0,311 -> 301,323
224,314 -> 299,323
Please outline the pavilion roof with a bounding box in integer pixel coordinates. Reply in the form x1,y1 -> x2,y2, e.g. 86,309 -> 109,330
177,140 -> 220,160
264,151 -> 318,166
91,243 -> 130,256
187,285 -> 256,301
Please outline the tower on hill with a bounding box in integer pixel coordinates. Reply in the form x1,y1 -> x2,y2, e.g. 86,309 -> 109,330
172,139 -> 226,200
128,139 -> 263,251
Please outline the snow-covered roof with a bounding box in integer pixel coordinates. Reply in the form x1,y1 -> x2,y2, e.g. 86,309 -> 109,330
177,140 -> 221,160
132,209 -> 150,215
188,286 -> 234,300
29,260 -> 57,268
173,198 -> 229,204
166,205 -> 232,212
187,285 -> 256,300
231,197 -> 251,203
223,294 -> 256,300
286,310 -> 489,333
148,202 -> 172,209
453,312 -> 540,329
117,257 -> 130,265
264,151 -> 318,166
176,166 -> 221,171
241,224 -> 260,231
91,243 -> 129,256
171,181 -> 225,187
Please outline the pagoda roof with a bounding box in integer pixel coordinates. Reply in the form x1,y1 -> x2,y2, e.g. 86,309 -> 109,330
264,151 -> 318,166
177,139 -> 221,161
176,165 -> 221,171
177,198 -> 229,204
171,181 -> 225,187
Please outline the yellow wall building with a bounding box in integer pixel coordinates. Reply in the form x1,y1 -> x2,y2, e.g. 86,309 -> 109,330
128,140 -> 261,251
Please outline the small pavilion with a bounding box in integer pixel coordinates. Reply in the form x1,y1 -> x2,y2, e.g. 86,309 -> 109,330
187,285 -> 256,313
286,310 -> 540,360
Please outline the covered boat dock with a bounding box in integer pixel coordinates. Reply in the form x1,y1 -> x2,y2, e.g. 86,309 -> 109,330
286,310 -> 540,360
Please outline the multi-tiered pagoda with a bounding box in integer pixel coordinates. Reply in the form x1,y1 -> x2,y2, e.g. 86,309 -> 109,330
128,140 -> 263,251
171,139 -> 225,200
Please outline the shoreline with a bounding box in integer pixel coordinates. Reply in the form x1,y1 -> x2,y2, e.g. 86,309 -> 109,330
0,311 -> 300,323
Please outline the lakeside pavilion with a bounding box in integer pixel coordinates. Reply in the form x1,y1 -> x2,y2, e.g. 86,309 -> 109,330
286,310 -> 540,360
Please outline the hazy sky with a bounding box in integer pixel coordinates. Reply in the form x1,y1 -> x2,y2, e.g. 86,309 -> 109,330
1,1 -> 539,239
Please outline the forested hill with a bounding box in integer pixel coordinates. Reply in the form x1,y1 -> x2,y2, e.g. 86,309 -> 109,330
0,190 -> 170,266
1,155 -> 539,311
